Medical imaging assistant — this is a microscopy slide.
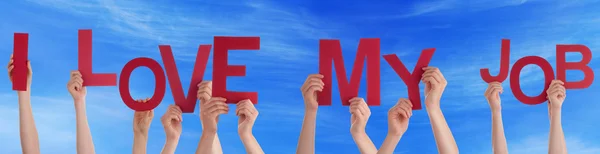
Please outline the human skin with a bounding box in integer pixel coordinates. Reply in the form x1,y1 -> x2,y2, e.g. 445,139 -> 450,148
8,54 -> 40,154
296,74 -> 324,154
132,98 -> 153,154
196,81 -> 224,154
160,104 -> 183,154
196,96 -> 229,154
485,82 -> 508,154
349,97 -> 377,154
67,71 -> 96,154
421,67 -> 459,154
377,98 -> 413,154
236,99 -> 264,154
547,80 -> 567,154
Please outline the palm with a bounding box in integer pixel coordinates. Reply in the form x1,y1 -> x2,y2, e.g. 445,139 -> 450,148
166,120 -> 182,136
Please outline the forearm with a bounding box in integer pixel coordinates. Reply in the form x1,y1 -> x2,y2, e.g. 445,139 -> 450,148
161,138 -> 180,154
548,108 -> 567,154
296,111 -> 317,154
240,133 -> 264,154
426,106 -> 458,154
75,101 -> 95,154
491,110 -> 508,154
133,134 -> 148,154
18,91 -> 40,154
202,123 -> 223,154
377,134 -> 402,154
351,132 -> 377,154
196,130 -> 217,154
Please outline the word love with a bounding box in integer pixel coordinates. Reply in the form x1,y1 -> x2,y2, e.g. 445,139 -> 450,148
12,30 -> 260,112
480,39 -> 594,105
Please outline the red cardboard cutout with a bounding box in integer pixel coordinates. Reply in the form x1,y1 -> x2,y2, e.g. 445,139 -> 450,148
160,45 -> 211,113
481,39 -> 511,83
119,57 -> 166,111
12,33 -> 29,91
556,44 -> 594,89
78,30 -> 117,86
318,38 -> 381,106
383,48 -> 435,110
510,56 -> 554,105
213,37 -> 259,104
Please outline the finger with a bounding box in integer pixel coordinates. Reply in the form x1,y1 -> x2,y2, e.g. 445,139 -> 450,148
423,76 -> 438,86
26,61 -> 32,73
358,101 -> 370,115
198,84 -> 212,94
303,80 -> 324,93
351,108 -> 363,120
206,103 -> 229,113
70,71 -> 81,77
302,74 -> 324,89
7,59 -> 13,69
304,84 -> 324,94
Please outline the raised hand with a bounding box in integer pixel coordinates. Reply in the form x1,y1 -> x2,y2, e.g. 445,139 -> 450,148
7,54 -> 33,90
349,97 -> 370,134
388,98 -> 413,136
485,82 -> 503,112
547,80 -> 566,109
349,97 -> 377,154
133,98 -> 154,135
237,99 -> 258,136
200,97 -> 229,133
301,74 -> 324,113
422,67 -> 447,108
161,105 -> 183,140
67,71 -> 86,103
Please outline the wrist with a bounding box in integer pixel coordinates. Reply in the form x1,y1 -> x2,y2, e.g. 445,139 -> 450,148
386,132 -> 403,140
203,128 -> 217,134
239,132 -> 253,140
491,107 -> 502,113
17,90 -> 31,96
165,137 -> 180,145
351,129 -> 366,136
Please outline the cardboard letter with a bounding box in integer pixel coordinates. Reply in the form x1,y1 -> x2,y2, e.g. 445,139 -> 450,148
119,57 -> 166,111
510,56 -> 554,105
556,44 -> 594,89
78,30 -> 117,86
12,33 -> 28,91
383,48 -> 435,110
481,39 -> 511,83
213,37 -> 259,104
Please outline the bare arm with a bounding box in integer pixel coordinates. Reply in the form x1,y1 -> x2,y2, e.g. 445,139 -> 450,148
296,74 -> 323,154
349,98 -> 377,154
547,80 -> 567,154
18,91 -> 40,154
296,111 -> 317,154
378,99 -> 413,154
75,100 -> 96,154
197,130 -> 217,154
196,97 -> 228,154
68,71 -> 95,154
9,56 -> 40,154
486,82 -> 508,154
422,67 -> 458,154
133,104 -> 153,154
161,105 -> 183,154
237,100 -> 264,154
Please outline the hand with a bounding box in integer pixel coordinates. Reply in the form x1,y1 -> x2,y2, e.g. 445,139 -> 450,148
197,81 -> 212,128
547,80 -> 566,110
161,104 -> 183,140
388,98 -> 413,136
485,82 -> 503,111
133,98 -> 154,135
7,54 -> 33,90
236,99 -> 258,136
349,97 -> 370,134
301,74 -> 324,112
68,71 -> 86,103
200,97 -> 228,133
421,67 -> 447,108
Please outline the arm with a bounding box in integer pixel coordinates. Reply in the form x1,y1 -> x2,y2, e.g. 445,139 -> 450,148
75,99 -> 96,154
485,82 -> 508,154
196,97 -> 229,154
296,74 -> 324,154
237,100 -> 264,154
378,98 -> 413,154
18,90 -> 40,154
197,81 -> 224,154
133,100 -> 153,154
68,71 -> 95,154
349,97 -> 377,154
422,67 -> 458,154
547,80 -> 567,154
161,105 -> 183,154
9,58 -> 40,154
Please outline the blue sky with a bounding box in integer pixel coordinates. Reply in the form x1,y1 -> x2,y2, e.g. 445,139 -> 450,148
1,0 -> 600,153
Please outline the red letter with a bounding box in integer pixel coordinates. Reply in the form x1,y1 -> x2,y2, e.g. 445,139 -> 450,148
78,29 -> 117,86
556,44 -> 594,89
119,58 -> 166,111
318,38 -> 381,106
160,45 -> 211,113
383,48 -> 435,110
510,56 -> 554,105
213,37 -> 259,104
12,33 -> 28,91
481,39 -> 511,83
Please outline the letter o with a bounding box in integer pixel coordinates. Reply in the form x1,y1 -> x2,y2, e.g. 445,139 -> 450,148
119,57 -> 166,111
510,56 -> 554,105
